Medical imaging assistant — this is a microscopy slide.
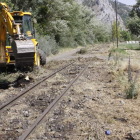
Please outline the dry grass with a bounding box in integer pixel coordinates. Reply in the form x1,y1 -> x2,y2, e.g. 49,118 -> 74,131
108,45 -> 140,99
119,60 -> 140,72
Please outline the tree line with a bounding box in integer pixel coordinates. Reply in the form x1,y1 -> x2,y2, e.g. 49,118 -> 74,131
1,0 -> 112,55
127,0 -> 140,38
1,0 -> 139,55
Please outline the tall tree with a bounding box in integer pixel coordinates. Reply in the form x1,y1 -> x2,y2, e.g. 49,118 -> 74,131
112,21 -> 121,42
129,0 -> 140,18
128,13 -> 140,37
128,0 -> 140,36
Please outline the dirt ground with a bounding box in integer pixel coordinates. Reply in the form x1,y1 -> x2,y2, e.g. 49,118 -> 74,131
0,44 -> 140,140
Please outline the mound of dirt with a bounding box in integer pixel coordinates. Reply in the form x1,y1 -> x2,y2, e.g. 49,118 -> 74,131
12,74 -> 33,88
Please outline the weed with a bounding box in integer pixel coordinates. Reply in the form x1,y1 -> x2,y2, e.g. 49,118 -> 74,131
77,48 -> 87,54
108,47 -> 127,65
128,56 -> 132,82
125,57 -> 139,99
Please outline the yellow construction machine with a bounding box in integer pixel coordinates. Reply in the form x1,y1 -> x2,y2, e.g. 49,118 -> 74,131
0,3 -> 46,69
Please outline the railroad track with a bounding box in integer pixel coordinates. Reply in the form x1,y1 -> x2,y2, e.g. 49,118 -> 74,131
0,62 -> 74,114
0,61 -> 90,140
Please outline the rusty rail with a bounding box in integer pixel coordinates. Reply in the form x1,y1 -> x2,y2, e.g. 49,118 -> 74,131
0,62 -> 74,114
18,62 -> 90,140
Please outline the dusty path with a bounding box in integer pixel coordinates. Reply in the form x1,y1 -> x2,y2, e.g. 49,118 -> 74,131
47,48 -> 81,62
47,46 -> 109,62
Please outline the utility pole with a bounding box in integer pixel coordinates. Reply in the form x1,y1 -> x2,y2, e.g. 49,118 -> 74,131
115,0 -> 118,48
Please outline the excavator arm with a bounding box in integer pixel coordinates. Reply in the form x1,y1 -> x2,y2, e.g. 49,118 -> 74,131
0,3 -> 16,36
0,3 -> 16,65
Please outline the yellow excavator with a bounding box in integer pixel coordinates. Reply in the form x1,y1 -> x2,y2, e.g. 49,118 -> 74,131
0,3 -> 46,69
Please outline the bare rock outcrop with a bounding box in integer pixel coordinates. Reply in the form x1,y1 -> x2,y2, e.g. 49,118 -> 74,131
77,0 -> 125,29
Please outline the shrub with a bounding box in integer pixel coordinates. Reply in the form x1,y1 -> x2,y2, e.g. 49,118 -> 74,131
120,31 -> 131,41
36,34 -> 59,56
77,48 -> 87,54
125,57 -> 139,99
108,47 -> 127,64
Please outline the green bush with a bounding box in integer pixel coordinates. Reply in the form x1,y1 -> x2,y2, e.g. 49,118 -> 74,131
120,31 -> 131,41
77,48 -> 87,54
36,34 -> 59,56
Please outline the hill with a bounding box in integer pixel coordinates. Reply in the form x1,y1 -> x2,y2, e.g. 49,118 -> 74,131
109,0 -> 131,25
80,0 -> 125,29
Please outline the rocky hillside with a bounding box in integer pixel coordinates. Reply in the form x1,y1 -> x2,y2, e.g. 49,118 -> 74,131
109,0 -> 131,25
77,0 -> 125,29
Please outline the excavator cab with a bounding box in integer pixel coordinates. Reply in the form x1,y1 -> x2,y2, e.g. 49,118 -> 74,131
11,12 -> 34,38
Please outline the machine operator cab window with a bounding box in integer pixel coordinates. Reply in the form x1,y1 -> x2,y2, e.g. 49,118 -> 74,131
23,15 -> 32,38
12,13 -> 34,39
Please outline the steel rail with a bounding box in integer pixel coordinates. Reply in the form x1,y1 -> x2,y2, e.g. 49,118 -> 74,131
0,62 -> 74,113
18,62 -> 90,140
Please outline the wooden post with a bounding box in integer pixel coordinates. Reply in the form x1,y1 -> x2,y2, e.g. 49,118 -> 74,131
115,0 -> 118,48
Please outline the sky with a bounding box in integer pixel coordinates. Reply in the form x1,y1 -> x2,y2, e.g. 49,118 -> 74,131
118,0 -> 136,5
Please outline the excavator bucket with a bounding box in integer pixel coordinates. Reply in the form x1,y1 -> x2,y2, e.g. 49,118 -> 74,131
11,40 -> 35,67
